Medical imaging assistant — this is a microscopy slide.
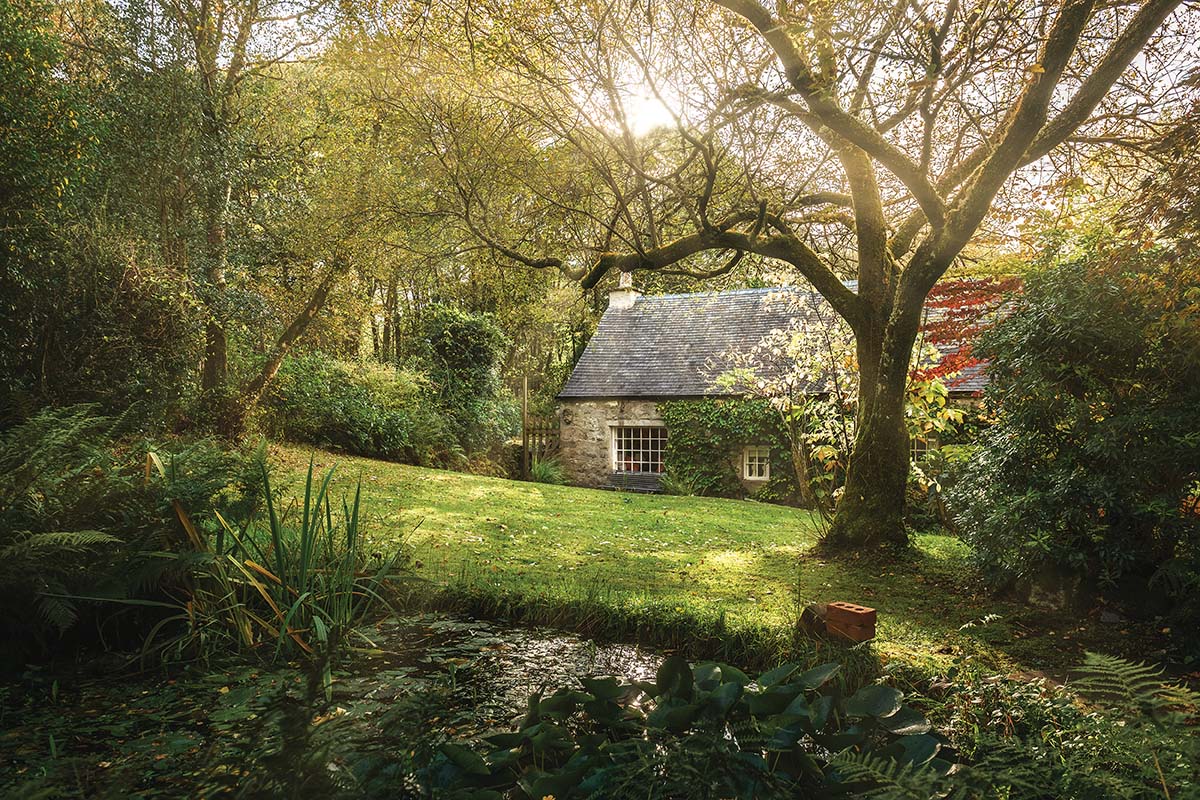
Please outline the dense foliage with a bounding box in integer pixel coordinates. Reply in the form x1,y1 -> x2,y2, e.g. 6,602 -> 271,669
659,398 -> 800,502
261,353 -> 459,465
429,652 -> 1199,800
429,656 -> 949,799
0,2 -> 589,447
0,406 -> 261,664
412,305 -> 520,455
0,404 -> 411,670
257,306 -> 519,467
941,652 -> 1200,798
144,460 -> 410,670
952,234 -> 1200,636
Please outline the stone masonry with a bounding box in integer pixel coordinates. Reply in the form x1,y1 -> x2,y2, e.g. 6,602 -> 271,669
558,398 -> 663,488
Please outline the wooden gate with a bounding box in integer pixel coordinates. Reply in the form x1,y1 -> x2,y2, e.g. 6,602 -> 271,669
521,376 -> 561,479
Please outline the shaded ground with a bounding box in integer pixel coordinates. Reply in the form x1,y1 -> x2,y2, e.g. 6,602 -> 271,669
275,445 -> 1169,677
1,615 -> 661,798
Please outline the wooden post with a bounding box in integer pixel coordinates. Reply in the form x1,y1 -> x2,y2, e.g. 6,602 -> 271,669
521,374 -> 529,480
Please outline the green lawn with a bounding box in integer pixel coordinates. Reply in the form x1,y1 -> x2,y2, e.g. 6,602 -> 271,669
274,444 -> 1137,676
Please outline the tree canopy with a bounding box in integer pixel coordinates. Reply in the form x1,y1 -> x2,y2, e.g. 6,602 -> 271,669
3,0 -> 1197,549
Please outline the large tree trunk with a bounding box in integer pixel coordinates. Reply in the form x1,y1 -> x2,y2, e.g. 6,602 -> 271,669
824,317 -> 916,549
825,377 -> 910,548
201,320 -> 229,392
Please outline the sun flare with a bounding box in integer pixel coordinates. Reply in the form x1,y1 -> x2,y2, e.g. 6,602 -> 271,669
622,91 -> 676,136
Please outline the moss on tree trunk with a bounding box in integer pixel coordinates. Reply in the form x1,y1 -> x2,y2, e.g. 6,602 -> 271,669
824,384 -> 910,549
824,325 -> 913,550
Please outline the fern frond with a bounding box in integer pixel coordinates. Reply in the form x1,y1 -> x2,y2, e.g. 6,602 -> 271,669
35,593 -> 79,633
828,750 -> 946,799
0,530 -> 118,560
1073,652 -> 1198,719
946,737 -> 1063,799
1148,558 -> 1200,595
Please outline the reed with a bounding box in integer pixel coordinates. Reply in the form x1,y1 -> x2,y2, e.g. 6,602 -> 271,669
143,456 -> 410,675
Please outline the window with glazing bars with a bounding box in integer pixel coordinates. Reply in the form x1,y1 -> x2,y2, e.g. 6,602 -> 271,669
910,435 -> 934,462
611,426 -> 667,473
743,445 -> 770,480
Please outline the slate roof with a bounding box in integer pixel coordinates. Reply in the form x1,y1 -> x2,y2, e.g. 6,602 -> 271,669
558,286 -> 987,399
945,360 -> 987,394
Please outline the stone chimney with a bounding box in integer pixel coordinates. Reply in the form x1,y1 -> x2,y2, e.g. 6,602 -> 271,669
608,271 -> 641,310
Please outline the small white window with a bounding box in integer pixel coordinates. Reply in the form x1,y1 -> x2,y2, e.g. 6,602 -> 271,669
910,436 -> 935,462
743,445 -> 770,481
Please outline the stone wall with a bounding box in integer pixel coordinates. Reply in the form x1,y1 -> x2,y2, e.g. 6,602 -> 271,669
558,399 -> 663,488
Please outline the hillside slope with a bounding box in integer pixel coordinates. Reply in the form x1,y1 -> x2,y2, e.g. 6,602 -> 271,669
274,444 -> 1114,673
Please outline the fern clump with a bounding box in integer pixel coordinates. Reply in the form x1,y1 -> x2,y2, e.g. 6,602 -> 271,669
0,407 -> 125,652
0,406 -> 262,663
938,653 -> 1199,799
529,457 -> 567,485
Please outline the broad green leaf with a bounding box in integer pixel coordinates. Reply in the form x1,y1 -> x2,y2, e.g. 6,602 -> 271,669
896,733 -> 941,766
718,663 -> 751,687
795,662 -> 840,690
708,680 -> 743,715
656,655 -> 694,699
757,662 -> 798,687
580,676 -> 623,701
878,704 -> 930,735
439,742 -> 490,776
845,684 -> 903,718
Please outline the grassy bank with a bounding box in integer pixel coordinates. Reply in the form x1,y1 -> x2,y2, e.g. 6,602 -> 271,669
274,444 -> 1154,677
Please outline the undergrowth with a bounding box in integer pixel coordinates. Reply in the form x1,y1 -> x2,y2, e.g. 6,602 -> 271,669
137,458 -> 414,676
0,405 -> 260,665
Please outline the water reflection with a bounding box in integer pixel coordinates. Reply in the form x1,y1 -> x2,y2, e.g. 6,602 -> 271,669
340,614 -> 661,735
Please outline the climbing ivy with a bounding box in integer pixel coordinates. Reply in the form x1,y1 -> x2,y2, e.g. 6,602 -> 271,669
658,399 -> 799,502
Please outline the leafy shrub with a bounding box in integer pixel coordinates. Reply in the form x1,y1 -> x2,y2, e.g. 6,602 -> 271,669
1,223 -> 205,426
427,656 -> 950,799
412,305 -> 519,454
262,352 -> 461,465
529,458 -> 566,485
950,242 -> 1200,638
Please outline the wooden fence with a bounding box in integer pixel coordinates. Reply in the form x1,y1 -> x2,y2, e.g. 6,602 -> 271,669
520,376 -> 560,478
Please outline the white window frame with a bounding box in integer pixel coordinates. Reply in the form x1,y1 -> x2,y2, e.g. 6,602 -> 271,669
743,445 -> 770,481
910,435 -> 936,462
610,425 -> 667,474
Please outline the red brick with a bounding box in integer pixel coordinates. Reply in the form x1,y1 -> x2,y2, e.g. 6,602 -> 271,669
826,620 -> 875,643
825,602 -> 876,643
826,601 -> 877,627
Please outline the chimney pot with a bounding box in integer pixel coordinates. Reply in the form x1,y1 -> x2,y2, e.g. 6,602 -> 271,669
609,271 -> 641,309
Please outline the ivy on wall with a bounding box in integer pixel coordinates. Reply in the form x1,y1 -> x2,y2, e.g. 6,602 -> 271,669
658,398 -> 800,503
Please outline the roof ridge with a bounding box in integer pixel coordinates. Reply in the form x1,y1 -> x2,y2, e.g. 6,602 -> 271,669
631,281 -> 858,304
635,286 -> 805,302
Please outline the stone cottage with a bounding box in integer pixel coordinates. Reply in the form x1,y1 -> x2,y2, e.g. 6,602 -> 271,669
556,274 -> 986,492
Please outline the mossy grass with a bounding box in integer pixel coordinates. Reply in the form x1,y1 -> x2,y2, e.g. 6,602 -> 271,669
275,444 -> 1168,682
403,571 -> 881,687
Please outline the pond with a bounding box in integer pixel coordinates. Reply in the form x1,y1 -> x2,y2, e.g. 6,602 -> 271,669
345,613 -> 662,733
1,613 -> 662,798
